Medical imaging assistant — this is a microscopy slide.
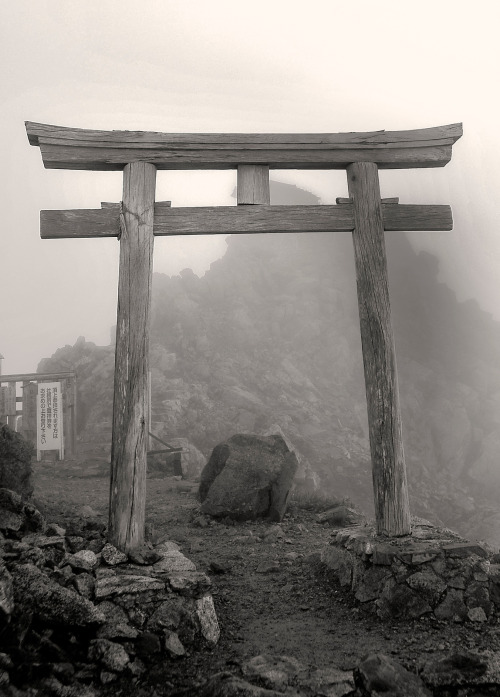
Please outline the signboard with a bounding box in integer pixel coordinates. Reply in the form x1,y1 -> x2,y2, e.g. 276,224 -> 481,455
37,382 -> 64,455
0,385 -> 16,417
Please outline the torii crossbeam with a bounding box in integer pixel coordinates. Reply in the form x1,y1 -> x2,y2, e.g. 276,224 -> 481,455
26,121 -> 462,552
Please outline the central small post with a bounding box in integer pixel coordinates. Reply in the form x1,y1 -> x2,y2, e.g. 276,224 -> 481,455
109,161 -> 157,552
347,162 -> 411,536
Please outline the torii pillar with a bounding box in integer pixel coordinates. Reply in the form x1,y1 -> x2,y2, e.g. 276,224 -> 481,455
26,121 -> 462,550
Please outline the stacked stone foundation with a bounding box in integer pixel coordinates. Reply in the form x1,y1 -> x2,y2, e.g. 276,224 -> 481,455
320,517 -> 500,623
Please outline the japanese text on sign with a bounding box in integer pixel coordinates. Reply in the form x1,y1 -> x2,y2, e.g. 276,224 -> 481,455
37,382 -> 63,450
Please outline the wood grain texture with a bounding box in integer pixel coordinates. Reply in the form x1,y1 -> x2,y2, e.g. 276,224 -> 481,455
40,202 -> 452,238
347,162 -> 411,537
108,161 -> 156,553
26,121 -> 463,145
26,121 -> 462,170
237,165 -> 270,204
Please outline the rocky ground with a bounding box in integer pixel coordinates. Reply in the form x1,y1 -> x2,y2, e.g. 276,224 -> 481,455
24,458 -> 500,696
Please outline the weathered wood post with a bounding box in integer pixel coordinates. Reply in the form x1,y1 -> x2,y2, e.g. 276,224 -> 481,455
108,162 -> 156,552
347,162 -> 411,536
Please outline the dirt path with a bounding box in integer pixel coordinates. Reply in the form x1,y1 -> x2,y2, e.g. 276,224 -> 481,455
32,461 -> 500,694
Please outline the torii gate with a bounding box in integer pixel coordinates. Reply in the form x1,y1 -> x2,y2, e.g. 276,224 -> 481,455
26,121 -> 462,552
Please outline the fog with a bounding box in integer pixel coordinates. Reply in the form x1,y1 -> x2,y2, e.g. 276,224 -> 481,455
1,0 -> 500,374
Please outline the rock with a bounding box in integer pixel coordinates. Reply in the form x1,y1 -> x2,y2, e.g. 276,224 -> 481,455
167,571 -> 212,597
199,434 -> 298,522
242,654 -> 305,691
316,505 -> 364,527
95,573 -> 165,599
101,543 -> 128,566
196,594 -> 220,644
97,621 -> 138,640
442,542 -> 489,559
420,652 -> 489,688
0,488 -> 46,535
128,547 -> 162,565
434,589 -> 468,622
164,630 -> 186,657
88,638 -> 130,672
0,562 -> 14,619
0,426 -> 34,497
73,549 -> 99,569
405,570 -> 447,605
46,523 -> 66,537
72,572 -> 95,599
467,606 -> 487,622
80,505 -> 101,519
354,653 -> 432,696
209,560 -> 232,574
199,672 -> 285,696
153,550 -> 197,573
308,666 -> 354,696
12,563 -> 105,626
376,581 -> 432,620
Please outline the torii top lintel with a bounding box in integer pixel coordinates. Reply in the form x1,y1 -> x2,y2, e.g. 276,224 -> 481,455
25,122 -> 462,171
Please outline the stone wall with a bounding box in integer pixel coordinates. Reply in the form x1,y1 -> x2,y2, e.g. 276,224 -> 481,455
320,518 -> 500,623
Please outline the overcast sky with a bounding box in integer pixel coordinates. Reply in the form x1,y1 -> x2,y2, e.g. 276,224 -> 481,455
1,0 -> 500,374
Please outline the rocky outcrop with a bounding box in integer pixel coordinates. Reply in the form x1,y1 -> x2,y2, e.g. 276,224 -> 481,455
199,434 -> 298,522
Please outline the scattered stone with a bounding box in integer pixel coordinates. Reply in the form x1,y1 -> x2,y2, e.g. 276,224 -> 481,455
167,571 -> 212,597
153,550 -> 196,573
80,505 -> 101,519
0,562 -> 14,619
434,589 -> 468,622
193,515 -> 209,528
12,563 -> 106,626
128,546 -> 162,565
95,573 -> 165,599
101,543 -> 128,566
316,504 -> 364,527
442,542 -> 489,559
196,595 -> 220,644
72,572 -> 96,599
420,652 -> 489,688
164,630 -> 186,657
88,638 -> 130,672
467,606 -> 487,622
354,653 -> 432,696
209,560 -> 232,574
73,549 -> 99,568
199,672 -> 285,696
242,654 -> 305,691
46,523 -> 66,537
308,666 -> 354,695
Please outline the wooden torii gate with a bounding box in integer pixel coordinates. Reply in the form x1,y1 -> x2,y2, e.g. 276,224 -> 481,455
26,121 -> 462,552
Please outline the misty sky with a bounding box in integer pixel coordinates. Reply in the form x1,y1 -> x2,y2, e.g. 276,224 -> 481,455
1,0 -> 500,375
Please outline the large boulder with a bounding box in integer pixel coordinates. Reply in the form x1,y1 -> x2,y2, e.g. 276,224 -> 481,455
0,425 -> 34,497
198,433 -> 298,522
